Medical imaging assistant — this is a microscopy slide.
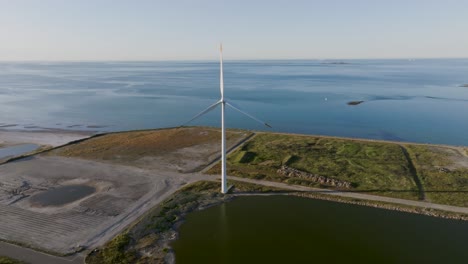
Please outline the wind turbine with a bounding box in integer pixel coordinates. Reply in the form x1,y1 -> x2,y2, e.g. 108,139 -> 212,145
183,44 -> 271,194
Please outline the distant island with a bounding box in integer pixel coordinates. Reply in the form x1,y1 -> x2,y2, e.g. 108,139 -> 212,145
321,61 -> 351,65
460,84 -> 468,87
347,100 -> 365,105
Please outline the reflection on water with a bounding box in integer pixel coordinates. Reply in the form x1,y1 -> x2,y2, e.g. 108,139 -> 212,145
0,144 -> 39,159
29,185 -> 96,207
172,196 -> 468,263
219,203 -> 229,257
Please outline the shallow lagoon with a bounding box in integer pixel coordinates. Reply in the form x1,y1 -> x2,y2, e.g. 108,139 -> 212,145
172,196 -> 468,263
0,144 -> 39,159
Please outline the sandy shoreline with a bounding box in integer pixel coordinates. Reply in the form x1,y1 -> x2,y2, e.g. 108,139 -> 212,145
0,129 -> 94,147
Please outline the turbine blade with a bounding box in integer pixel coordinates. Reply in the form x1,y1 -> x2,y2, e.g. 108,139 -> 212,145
226,101 -> 272,128
220,43 -> 224,100
181,101 -> 221,126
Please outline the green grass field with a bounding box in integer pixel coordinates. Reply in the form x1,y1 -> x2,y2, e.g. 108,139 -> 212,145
406,145 -> 468,206
208,133 -> 468,205
50,127 -> 245,162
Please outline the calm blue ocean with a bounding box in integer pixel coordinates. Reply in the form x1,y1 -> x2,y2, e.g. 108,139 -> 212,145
0,59 -> 467,145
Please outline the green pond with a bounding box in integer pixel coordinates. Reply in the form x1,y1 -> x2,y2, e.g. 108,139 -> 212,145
172,195 -> 468,263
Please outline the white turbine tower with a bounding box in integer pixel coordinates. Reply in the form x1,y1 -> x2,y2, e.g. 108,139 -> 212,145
184,44 -> 271,193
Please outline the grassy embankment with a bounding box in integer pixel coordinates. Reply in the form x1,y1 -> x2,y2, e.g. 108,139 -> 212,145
86,181 -> 278,264
208,134 -> 468,206
52,128 -> 222,159
49,127 -> 249,172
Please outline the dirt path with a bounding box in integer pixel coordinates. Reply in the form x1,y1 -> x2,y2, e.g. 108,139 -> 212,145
224,175 -> 468,215
81,172 -> 210,251
201,133 -> 257,173
454,147 -> 468,158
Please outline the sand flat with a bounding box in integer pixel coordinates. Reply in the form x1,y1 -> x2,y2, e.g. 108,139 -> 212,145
0,130 -> 92,147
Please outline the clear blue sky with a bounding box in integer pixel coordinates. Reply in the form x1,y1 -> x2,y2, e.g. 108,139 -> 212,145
1,0 -> 467,60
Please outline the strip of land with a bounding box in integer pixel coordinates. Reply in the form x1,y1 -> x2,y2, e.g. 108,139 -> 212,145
225,176 -> 468,215
0,127 -> 467,263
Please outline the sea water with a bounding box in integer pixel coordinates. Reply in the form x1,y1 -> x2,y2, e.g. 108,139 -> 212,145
0,59 -> 467,145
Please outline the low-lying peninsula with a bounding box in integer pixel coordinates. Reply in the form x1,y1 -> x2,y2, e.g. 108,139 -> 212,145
1,127 -> 467,263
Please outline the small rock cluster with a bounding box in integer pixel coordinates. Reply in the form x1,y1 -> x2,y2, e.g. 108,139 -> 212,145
277,165 -> 352,188
437,167 -> 451,173
295,193 -> 468,221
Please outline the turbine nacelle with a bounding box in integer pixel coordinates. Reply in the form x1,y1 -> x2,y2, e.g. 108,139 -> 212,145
182,99 -> 271,129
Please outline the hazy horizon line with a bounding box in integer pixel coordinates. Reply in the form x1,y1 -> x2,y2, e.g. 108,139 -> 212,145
1,56 -> 467,63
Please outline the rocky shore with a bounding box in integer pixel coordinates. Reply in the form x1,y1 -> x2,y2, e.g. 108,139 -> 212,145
277,165 -> 352,188
295,192 -> 468,221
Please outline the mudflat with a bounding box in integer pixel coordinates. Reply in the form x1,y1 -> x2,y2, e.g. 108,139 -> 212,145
0,129 -> 92,147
